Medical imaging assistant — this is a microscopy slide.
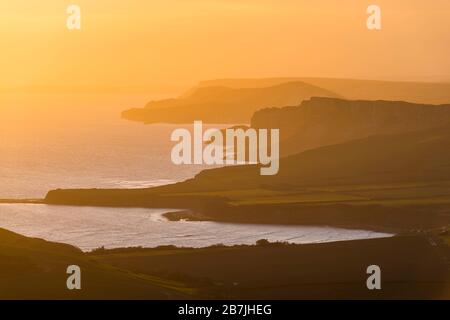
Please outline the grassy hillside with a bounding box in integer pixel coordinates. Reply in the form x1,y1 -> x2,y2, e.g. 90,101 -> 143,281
0,228 -> 194,299
155,122 -> 450,192
92,236 -> 449,299
1,227 -> 448,299
121,81 -> 340,124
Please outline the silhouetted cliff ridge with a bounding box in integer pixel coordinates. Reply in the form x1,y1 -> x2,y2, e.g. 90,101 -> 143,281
122,82 -> 340,124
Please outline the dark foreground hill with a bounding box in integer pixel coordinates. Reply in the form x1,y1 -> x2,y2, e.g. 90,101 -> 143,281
0,228 -> 192,299
96,235 -> 450,299
1,227 -> 449,299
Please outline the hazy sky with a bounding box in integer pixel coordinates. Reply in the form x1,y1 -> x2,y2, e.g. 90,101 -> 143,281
1,0 -> 449,88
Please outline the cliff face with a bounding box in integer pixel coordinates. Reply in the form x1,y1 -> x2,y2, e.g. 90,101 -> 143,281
252,97 -> 450,156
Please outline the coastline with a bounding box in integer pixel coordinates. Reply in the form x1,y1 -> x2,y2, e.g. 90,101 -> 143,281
0,198 -> 404,234
0,202 -> 395,250
2,195 -> 449,235
161,209 -> 404,235
0,199 -> 44,204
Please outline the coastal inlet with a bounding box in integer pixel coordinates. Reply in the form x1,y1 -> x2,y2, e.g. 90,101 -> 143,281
0,204 -> 392,251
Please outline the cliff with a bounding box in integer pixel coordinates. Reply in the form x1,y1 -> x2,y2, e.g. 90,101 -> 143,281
252,97 -> 450,156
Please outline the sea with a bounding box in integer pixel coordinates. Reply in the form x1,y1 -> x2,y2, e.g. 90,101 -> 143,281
0,92 -> 392,251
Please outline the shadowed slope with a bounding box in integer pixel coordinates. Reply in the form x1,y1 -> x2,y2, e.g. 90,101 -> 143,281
0,228 -> 193,299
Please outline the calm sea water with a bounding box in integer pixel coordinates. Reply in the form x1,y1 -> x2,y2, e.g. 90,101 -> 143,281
0,93 -> 212,198
0,204 -> 391,251
0,93 -> 392,249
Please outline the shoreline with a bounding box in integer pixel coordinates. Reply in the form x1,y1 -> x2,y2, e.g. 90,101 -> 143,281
0,199 -> 44,204
0,199 -> 403,234
1,198 -> 447,235
161,209 -> 405,235
0,202 -> 396,252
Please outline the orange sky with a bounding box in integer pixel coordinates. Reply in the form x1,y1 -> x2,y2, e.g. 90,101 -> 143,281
0,0 -> 449,88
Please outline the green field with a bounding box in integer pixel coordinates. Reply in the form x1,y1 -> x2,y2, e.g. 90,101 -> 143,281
167,181 -> 450,207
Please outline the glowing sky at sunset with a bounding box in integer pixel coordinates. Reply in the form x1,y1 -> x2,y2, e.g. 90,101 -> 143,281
1,0 -> 449,88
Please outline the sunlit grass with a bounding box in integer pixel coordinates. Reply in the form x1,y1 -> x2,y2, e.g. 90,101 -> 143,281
168,181 -> 450,207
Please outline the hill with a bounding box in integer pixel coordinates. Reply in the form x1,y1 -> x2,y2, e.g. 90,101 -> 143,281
1,227 -> 448,299
0,228 -> 193,299
193,77 -> 450,105
157,121 -> 450,192
121,81 -> 340,124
